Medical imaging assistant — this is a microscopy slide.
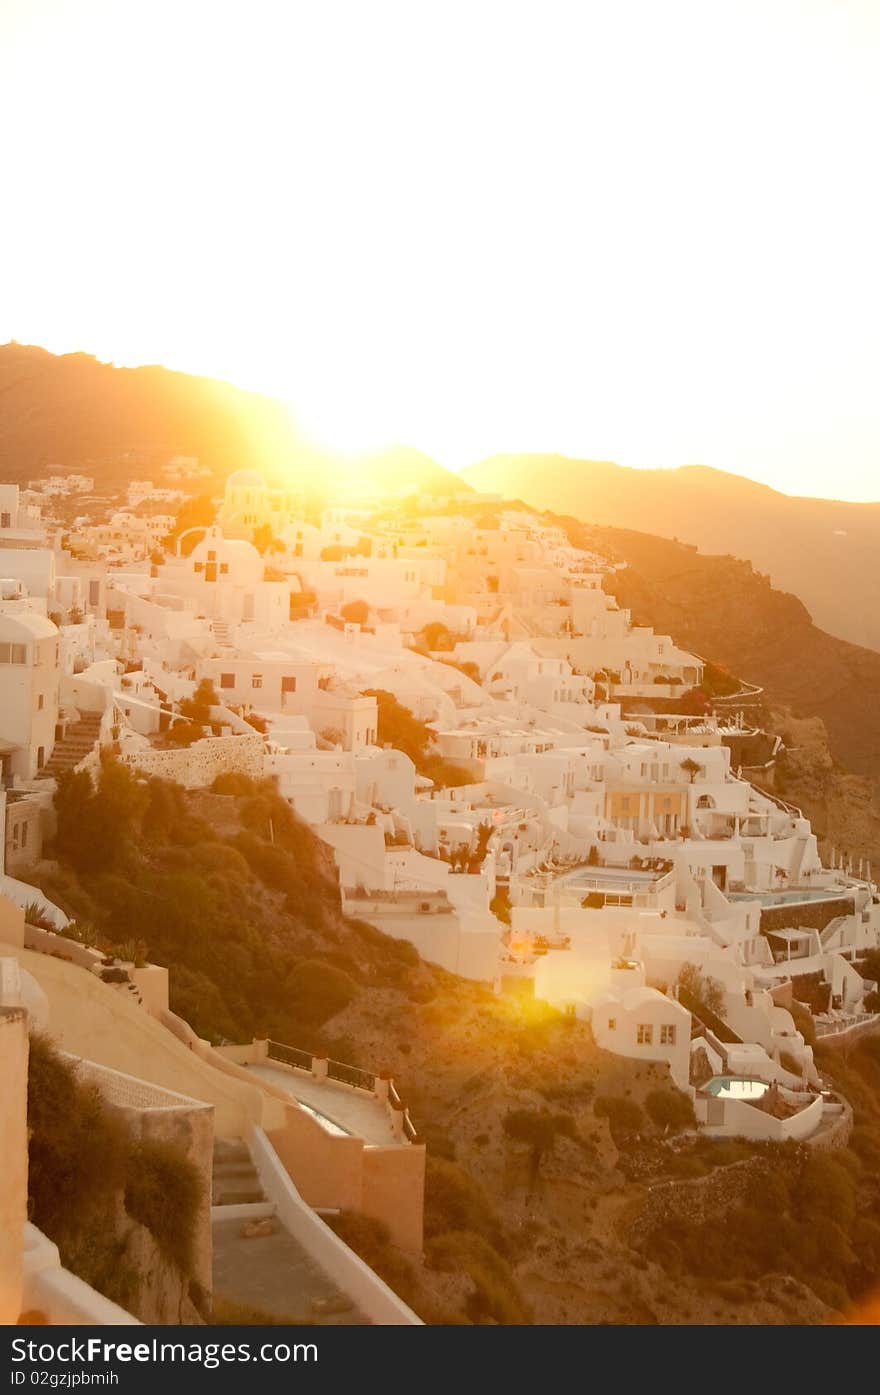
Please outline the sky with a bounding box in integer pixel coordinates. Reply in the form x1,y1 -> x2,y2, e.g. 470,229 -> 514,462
1,0 -> 878,499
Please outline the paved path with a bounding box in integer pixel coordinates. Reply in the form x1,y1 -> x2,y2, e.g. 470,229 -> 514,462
249,1063 -> 399,1145
212,1217 -> 368,1324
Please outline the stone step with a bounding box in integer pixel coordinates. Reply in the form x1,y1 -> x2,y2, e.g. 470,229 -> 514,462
213,1139 -> 252,1165
212,1162 -> 262,1180
213,1182 -> 267,1207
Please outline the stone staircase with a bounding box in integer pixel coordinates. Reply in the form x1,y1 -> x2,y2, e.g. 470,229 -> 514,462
212,1138 -> 270,1208
212,620 -> 233,650
210,1139 -> 367,1324
37,712 -> 103,780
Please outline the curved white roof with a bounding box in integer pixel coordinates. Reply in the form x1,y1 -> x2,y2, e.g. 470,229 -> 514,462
226,469 -> 266,490
0,609 -> 57,639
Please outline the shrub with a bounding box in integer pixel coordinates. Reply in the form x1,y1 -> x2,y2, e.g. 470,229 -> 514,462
426,1230 -> 530,1324
27,1035 -> 128,1244
211,772 -> 263,796
594,1095 -> 643,1138
324,1212 -> 419,1311
798,1155 -> 857,1228
285,959 -> 360,1025
61,919 -> 101,947
423,1157 -> 506,1250
645,1089 -> 696,1131
190,841 -> 251,880
789,1001 -> 817,1047
24,900 -> 53,928
124,1139 -> 203,1271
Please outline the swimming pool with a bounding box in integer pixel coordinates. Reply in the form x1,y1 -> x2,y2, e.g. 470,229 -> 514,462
703,1076 -> 769,1100
726,889 -> 851,908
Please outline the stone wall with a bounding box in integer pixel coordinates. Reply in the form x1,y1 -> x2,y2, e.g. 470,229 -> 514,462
121,732 -> 264,789
73,1057 -> 214,1320
760,896 -> 855,935
0,1007 -> 28,1322
628,1155 -> 769,1239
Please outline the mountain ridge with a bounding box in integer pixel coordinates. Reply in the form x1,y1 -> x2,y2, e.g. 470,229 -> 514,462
464,452 -> 880,652
0,343 -> 467,500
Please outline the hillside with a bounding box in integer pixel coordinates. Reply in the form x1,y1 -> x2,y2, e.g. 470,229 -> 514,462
561,519 -> 880,790
30,762 -> 873,1326
463,454 -> 880,653
0,343 -> 467,501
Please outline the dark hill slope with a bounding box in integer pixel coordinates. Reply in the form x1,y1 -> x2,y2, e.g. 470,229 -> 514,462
0,343 -> 467,501
565,519 -> 880,784
463,453 -> 880,653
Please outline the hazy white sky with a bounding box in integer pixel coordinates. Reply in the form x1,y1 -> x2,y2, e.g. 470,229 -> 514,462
1,0 -> 878,498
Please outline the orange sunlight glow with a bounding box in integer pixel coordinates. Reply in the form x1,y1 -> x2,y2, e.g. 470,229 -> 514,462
1,1 -> 879,498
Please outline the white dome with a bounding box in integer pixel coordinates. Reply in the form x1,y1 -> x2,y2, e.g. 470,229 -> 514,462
226,469 -> 266,491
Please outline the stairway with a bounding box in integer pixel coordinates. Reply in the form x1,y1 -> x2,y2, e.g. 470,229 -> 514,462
210,1139 -> 368,1323
212,1138 -> 269,1207
37,713 -> 103,780
212,620 -> 233,650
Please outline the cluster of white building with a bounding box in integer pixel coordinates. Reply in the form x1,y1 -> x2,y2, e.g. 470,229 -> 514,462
1,469 -> 877,1147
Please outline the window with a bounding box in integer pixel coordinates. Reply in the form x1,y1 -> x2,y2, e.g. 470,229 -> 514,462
220,562 -> 229,574
207,550 -> 216,561
219,673 -> 235,689
36,746 -> 45,769
636,1024 -> 653,1045
0,643 -> 27,665
281,675 -> 297,694
660,1024 -> 676,1046
89,580 -> 100,605
193,561 -> 203,572
37,694 -> 44,710
607,1017 -> 617,1032
0,512 -> 10,527
21,822 -> 27,848
252,673 -> 263,689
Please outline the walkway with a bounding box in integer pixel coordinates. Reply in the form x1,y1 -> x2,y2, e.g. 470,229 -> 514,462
211,1138 -> 368,1324
248,1063 -> 399,1145
212,1218 -> 368,1324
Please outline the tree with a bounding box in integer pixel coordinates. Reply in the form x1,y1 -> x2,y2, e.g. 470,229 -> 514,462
363,690 -> 434,768
677,962 -> 724,1019
252,523 -> 280,555
164,494 -> 215,555
54,758 -> 149,873
418,621 -> 453,651
179,678 -> 219,725
645,1088 -> 696,1131
341,599 -> 370,627
680,757 -> 704,784
503,1108 -> 575,1191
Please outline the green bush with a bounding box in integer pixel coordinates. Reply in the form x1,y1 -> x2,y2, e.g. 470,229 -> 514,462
124,1139 -> 203,1271
190,841 -> 251,880
426,1230 -> 530,1324
423,1157 -> 506,1250
798,1155 -> 857,1228
594,1095 -> 643,1137
285,959 -> 360,1025
324,1212 -> 419,1311
788,1001 -> 817,1047
644,1089 -> 696,1131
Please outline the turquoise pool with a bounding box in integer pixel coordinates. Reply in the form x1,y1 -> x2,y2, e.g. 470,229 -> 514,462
703,1076 -> 769,1100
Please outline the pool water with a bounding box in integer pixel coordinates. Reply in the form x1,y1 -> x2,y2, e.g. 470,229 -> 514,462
726,889 -> 851,907
703,1076 -> 769,1100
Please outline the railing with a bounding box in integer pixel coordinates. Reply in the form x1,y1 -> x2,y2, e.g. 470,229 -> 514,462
327,1057 -> 376,1092
814,1011 -> 880,1039
266,1039 -> 417,1137
267,1040 -> 314,1072
389,1082 -> 418,1141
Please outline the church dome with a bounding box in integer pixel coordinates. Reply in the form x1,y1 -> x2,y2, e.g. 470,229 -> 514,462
226,469 -> 266,491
